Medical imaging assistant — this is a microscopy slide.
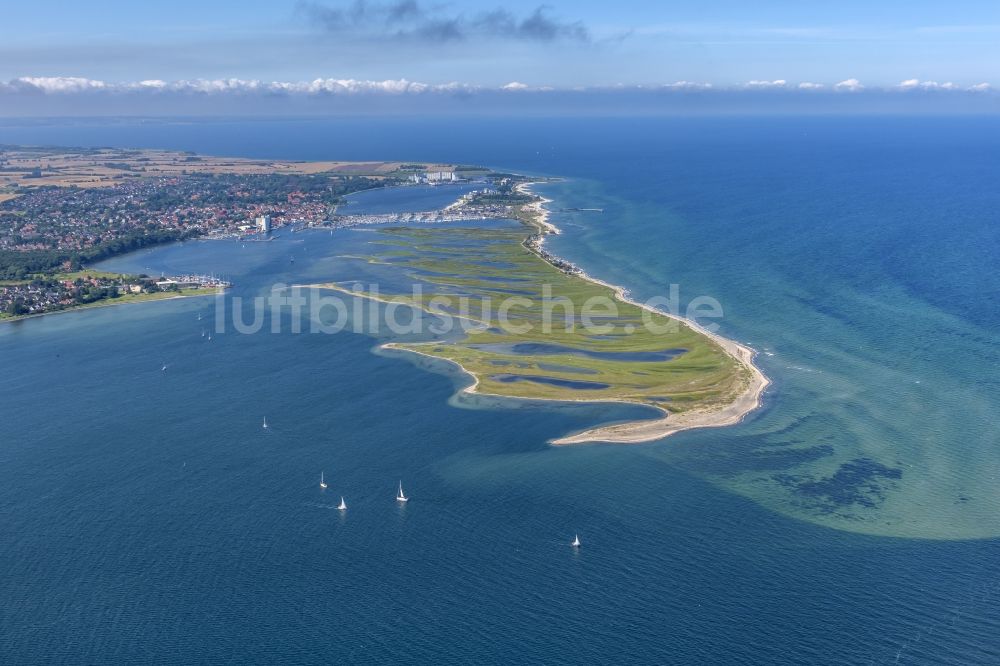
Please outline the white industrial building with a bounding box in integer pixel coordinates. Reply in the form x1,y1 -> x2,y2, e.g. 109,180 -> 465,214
426,171 -> 456,182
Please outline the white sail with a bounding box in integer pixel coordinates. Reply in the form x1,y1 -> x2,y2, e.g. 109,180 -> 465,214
572,534 -> 581,547
396,481 -> 408,502
337,497 -> 347,510
320,471 -> 327,489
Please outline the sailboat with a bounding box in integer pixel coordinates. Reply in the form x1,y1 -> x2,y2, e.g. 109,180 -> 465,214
396,481 -> 409,503
571,534 -> 581,548
319,471 -> 327,490
262,416 -> 269,430
337,496 -> 347,511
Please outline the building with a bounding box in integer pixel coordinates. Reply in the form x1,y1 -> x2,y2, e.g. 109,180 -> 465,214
256,215 -> 272,233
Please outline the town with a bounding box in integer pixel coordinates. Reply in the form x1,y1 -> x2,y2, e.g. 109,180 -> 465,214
0,170 -> 385,277
0,145 -> 542,319
0,271 -> 230,319
0,145 -> 489,277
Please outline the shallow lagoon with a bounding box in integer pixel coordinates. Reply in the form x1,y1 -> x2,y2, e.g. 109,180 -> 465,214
471,342 -> 688,362
491,374 -> 612,390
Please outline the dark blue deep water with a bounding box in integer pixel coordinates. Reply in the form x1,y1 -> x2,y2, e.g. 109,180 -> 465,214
1,117 -> 999,664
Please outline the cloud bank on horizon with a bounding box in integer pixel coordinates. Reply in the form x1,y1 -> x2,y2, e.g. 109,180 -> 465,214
5,76 -> 995,96
3,75 -> 999,117
3,0 -> 1000,114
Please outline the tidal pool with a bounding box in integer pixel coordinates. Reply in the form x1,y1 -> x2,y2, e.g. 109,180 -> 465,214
491,374 -> 611,390
472,342 -> 687,362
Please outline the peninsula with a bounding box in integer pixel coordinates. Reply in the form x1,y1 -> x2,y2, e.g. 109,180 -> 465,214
1,144 -> 767,442
310,177 -> 768,444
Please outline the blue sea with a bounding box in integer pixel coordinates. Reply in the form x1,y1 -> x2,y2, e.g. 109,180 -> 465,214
1,117 -> 999,663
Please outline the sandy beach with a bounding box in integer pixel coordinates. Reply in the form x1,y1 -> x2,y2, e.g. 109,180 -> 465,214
514,182 -> 561,234
513,182 -> 770,444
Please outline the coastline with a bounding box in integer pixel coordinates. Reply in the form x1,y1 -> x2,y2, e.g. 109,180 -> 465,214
514,181 -> 770,444
307,179 -> 769,445
513,181 -> 560,234
0,288 -> 223,324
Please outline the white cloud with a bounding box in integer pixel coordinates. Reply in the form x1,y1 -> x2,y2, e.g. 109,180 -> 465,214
293,78 -> 434,94
0,76 -> 994,99
14,76 -> 109,93
897,79 -> 959,91
661,81 -> 713,90
834,78 -> 864,91
2,76 -> 472,96
179,79 -> 263,94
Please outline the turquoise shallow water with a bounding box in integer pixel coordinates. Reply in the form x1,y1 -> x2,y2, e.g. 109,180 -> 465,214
1,117 -> 999,663
528,125 -> 1000,540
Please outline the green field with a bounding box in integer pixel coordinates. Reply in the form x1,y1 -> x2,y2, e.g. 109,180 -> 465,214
321,225 -> 752,413
0,270 -> 141,286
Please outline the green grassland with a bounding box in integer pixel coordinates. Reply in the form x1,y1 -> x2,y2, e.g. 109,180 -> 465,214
323,225 -> 752,413
0,270 -> 126,286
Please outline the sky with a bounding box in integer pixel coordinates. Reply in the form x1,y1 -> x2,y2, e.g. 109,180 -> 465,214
2,0 -> 1000,115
